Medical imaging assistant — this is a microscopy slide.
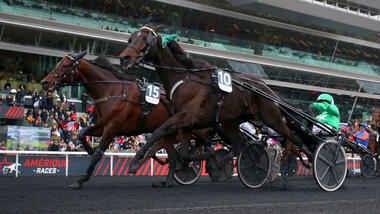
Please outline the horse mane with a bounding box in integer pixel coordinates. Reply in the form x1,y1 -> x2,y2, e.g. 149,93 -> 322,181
167,40 -> 215,69
89,56 -> 136,81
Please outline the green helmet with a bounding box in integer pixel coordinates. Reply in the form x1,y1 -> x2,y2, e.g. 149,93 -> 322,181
317,93 -> 334,105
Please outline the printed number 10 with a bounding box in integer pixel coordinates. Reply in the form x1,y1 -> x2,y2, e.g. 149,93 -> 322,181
218,71 -> 231,86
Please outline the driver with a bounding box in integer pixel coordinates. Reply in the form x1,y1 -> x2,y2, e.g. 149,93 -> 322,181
308,93 -> 340,132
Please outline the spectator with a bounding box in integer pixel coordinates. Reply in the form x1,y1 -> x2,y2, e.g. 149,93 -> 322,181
60,92 -> 67,108
51,125 -> 60,141
48,140 -> 59,151
46,114 -> 54,127
2,83 -> 10,94
63,127 -> 72,143
5,95 -> 13,106
33,115 -> 41,127
58,114 -> 68,129
58,107 -> 65,119
54,114 -> 60,125
67,141 -> 77,151
50,90 -> 58,109
79,116 -> 87,128
350,123 -> 370,148
0,95 -> 3,105
32,90 -> 40,111
69,110 -> 77,121
69,102 -> 76,112
15,88 -> 24,106
59,140 -> 67,152
3,81 -> 11,90
81,92 -> 88,112
26,114 -> 34,126
40,108 -> 48,123
72,134 -> 81,147
50,107 -> 57,117
47,91 -> 53,110
0,141 -> 6,150
338,125 -> 350,138
40,92 -> 49,110
18,84 -> 25,92
111,137 -> 120,152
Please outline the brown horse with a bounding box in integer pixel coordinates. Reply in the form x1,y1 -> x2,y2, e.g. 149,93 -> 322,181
119,25 -> 313,174
41,52 -> 185,189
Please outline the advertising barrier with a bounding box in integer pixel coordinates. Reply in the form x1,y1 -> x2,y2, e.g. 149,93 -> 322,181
0,151 -> 363,177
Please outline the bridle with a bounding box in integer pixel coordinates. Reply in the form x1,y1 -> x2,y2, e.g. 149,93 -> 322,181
53,55 -> 80,87
126,26 -> 158,64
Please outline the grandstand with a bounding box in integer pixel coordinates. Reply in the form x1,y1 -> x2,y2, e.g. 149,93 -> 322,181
0,0 -> 379,121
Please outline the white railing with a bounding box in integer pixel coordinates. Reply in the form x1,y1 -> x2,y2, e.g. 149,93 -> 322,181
0,150 -> 168,177
0,150 -> 362,177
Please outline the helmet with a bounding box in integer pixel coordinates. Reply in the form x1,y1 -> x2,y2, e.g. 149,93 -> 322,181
317,94 -> 334,105
359,123 -> 367,128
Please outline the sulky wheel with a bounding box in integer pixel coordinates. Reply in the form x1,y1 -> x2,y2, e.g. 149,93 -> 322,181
237,141 -> 270,189
206,149 -> 234,182
360,154 -> 376,178
174,144 -> 203,185
280,152 -> 298,180
313,139 -> 347,192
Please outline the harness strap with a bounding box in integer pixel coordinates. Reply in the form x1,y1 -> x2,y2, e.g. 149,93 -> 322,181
94,96 -> 137,104
169,80 -> 185,101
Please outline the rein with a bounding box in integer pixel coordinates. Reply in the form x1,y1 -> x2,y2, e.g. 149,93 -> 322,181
140,62 -> 216,73
56,80 -> 129,87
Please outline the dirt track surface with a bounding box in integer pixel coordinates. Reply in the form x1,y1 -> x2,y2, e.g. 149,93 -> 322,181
1,175 -> 379,214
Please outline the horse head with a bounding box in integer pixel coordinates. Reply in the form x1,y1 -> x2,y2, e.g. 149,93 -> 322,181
119,25 -> 163,70
41,51 -> 87,92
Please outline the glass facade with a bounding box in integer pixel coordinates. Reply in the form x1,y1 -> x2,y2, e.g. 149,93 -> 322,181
0,24 -> 125,57
0,49 -> 83,98
0,0 -> 379,77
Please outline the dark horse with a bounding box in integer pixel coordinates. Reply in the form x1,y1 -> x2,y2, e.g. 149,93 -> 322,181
119,25 -> 313,175
41,51 -> 187,189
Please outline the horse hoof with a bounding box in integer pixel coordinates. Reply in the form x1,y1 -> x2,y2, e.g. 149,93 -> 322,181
152,181 -> 172,188
69,182 -> 83,190
128,159 -> 142,174
128,168 -> 137,174
303,162 -> 312,169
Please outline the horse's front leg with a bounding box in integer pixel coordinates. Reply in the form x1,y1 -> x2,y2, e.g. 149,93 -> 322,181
70,130 -> 114,190
78,125 -> 103,155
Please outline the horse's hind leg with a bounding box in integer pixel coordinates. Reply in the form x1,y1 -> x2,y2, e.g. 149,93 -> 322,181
256,99 -> 314,161
136,137 -> 177,188
70,131 -> 114,190
129,111 -> 193,173
283,139 -> 310,169
78,125 -> 103,155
